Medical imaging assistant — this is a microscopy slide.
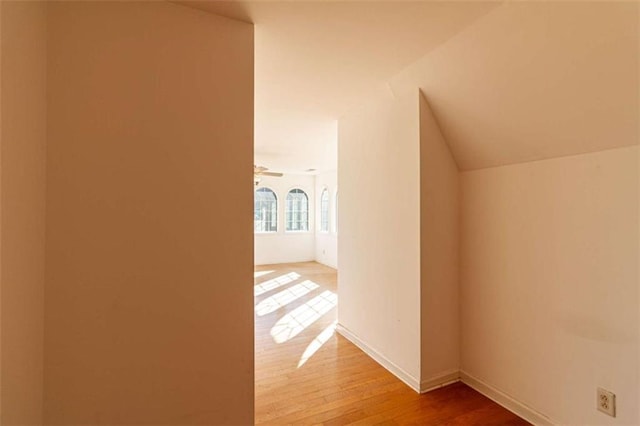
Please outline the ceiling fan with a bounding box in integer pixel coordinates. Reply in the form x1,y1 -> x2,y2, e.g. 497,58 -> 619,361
254,165 -> 283,185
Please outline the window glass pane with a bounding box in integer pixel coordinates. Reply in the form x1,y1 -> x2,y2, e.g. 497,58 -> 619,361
320,189 -> 329,232
254,188 -> 277,233
285,188 -> 309,231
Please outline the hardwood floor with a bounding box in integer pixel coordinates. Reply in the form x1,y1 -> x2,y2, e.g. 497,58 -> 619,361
254,262 -> 529,425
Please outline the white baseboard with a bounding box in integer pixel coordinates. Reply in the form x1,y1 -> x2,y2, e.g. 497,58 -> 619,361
420,370 -> 460,393
460,370 -> 558,426
336,323 -> 421,392
254,258 -> 316,267
335,325 -> 556,425
314,259 -> 338,269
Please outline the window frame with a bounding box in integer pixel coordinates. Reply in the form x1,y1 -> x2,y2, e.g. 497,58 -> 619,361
254,187 -> 278,234
334,190 -> 338,234
320,187 -> 330,233
285,188 -> 310,233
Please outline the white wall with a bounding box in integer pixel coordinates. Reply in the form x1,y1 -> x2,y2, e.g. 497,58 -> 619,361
45,2 -> 254,423
419,94 -> 460,387
460,146 -> 639,425
338,91 -> 422,388
315,170 -> 338,269
0,2 -> 47,423
337,91 -> 461,392
255,174 -> 316,265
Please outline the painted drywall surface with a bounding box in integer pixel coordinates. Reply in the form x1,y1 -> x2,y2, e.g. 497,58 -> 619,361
1,2 -> 3,416
460,146 -> 639,425
255,233 -> 315,265
45,2 -> 254,424
254,174 -> 315,265
637,139 -> 640,424
315,170 -> 338,269
338,91 -> 421,382
390,2 -> 639,171
0,2 -> 47,423
419,94 -> 459,384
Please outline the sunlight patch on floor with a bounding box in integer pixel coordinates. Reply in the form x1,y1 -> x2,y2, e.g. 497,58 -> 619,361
270,290 -> 337,343
254,270 -> 275,279
297,319 -> 337,368
254,272 -> 300,296
255,280 -> 320,316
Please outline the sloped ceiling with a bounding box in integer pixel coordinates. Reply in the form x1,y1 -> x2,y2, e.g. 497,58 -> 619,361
179,1 -> 638,172
390,1 -> 639,170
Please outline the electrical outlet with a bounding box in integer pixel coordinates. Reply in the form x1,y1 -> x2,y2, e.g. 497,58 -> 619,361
597,388 -> 616,417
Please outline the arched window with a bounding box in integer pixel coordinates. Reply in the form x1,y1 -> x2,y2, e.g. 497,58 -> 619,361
285,188 -> 309,232
334,191 -> 338,233
254,188 -> 277,233
320,188 -> 329,232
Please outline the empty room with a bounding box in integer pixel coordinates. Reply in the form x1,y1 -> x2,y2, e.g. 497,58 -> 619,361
1,1 -> 638,425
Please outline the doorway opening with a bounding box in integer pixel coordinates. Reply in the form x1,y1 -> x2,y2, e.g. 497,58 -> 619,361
252,169 -> 338,422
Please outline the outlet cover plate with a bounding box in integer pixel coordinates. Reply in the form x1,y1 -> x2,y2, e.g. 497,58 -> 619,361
597,387 -> 616,417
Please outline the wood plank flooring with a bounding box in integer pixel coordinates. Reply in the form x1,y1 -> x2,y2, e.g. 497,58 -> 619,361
254,262 -> 529,425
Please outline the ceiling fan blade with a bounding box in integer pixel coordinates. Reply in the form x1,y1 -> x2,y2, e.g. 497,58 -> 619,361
260,171 -> 283,177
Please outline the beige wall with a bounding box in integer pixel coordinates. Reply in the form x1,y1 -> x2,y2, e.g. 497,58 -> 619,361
460,146 -> 639,425
0,1 -> 47,424
419,93 -> 459,386
44,2 -> 254,424
390,2 -> 638,171
338,91 -> 422,386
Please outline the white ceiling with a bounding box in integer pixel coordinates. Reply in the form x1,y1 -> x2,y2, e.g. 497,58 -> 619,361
180,1 -> 638,173
180,0 -> 500,173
